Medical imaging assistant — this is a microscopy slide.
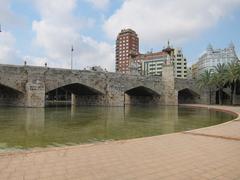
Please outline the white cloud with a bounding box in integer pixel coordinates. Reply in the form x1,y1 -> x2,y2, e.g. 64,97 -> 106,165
32,0 -> 114,71
86,0 -> 110,10
0,31 -> 21,64
0,0 -> 34,67
104,0 -> 240,46
0,0 -> 25,28
0,0 -> 24,65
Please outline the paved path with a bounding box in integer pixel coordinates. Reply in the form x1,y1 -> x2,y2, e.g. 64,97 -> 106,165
0,105 -> 240,180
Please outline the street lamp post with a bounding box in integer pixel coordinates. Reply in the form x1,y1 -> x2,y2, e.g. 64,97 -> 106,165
71,45 -> 74,70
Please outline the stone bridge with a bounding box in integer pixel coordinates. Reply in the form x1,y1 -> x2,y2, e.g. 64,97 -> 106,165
0,64 -> 205,107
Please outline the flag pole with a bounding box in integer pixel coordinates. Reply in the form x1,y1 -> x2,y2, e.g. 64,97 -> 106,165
71,45 -> 74,70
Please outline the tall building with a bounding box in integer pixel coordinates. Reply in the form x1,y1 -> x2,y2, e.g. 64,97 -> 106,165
115,29 -> 188,78
115,29 -> 139,73
196,43 -> 238,76
134,43 -> 187,78
139,51 -> 170,76
191,64 -> 198,79
172,48 -> 187,78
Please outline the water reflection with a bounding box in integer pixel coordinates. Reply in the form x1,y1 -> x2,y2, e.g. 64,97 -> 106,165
25,108 -> 45,135
0,106 -> 235,149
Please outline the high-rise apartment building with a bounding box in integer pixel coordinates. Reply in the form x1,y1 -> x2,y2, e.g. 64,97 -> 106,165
134,44 -> 187,78
115,29 -> 187,78
135,52 -> 169,76
115,29 -> 139,73
196,43 -> 238,76
172,48 -> 187,78
191,64 -> 198,79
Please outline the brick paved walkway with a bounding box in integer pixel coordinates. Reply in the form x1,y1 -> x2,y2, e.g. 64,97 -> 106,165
0,105 -> 240,180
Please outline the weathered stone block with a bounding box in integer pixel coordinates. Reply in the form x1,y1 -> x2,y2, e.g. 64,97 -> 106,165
162,64 -> 178,105
25,81 -> 45,107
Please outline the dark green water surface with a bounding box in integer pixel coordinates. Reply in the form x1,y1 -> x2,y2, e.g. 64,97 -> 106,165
0,106 -> 235,149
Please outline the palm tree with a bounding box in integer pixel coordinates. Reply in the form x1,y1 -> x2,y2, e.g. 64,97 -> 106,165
197,70 -> 213,104
213,63 -> 227,105
224,60 -> 240,105
233,61 -> 240,104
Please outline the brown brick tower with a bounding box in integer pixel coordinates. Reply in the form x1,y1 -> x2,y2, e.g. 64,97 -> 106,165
115,29 -> 139,73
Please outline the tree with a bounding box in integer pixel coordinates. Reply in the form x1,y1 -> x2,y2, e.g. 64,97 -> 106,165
213,63 -> 227,105
233,61 -> 240,104
197,70 -> 213,104
224,60 -> 240,105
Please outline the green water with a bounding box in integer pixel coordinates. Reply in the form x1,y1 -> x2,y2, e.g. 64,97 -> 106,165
0,106 -> 235,150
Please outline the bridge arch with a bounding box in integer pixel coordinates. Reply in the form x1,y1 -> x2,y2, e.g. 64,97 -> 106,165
45,83 -> 105,106
124,86 -> 161,105
46,81 -> 105,95
46,83 -> 104,95
0,79 -> 25,93
0,83 -> 25,106
178,88 -> 200,104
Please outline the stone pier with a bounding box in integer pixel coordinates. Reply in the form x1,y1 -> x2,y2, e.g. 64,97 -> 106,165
25,81 -> 45,107
162,64 -> 178,105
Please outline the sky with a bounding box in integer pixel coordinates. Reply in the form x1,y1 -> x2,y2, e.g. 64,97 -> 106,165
0,0 -> 240,72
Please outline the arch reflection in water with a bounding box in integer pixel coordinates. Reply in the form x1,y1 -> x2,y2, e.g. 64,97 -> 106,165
0,106 -> 235,149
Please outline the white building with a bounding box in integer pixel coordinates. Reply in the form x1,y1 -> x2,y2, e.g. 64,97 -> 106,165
137,45 -> 188,78
173,48 -> 188,78
140,52 -> 170,76
196,43 -> 239,76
